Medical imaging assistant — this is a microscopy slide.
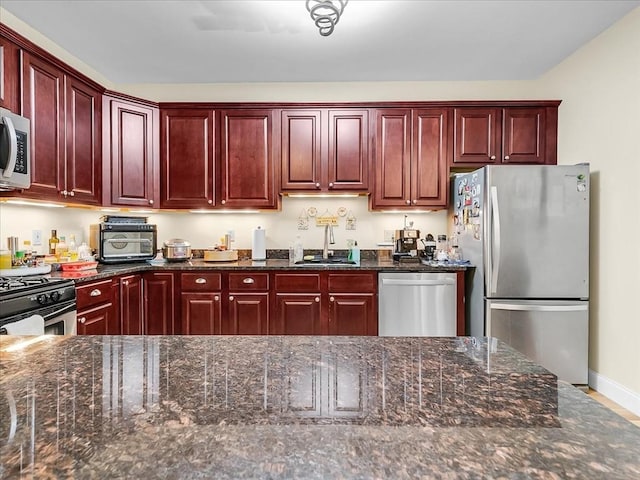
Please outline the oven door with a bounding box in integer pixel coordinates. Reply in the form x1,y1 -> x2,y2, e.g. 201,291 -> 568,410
100,230 -> 156,263
0,300 -> 77,335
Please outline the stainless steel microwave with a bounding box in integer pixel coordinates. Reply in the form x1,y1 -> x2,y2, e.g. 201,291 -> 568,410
0,107 -> 30,190
90,223 -> 157,264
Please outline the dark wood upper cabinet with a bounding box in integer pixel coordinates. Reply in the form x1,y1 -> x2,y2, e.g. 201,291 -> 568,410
453,106 -> 556,166
65,76 -> 102,204
0,35 -> 22,114
281,109 -> 369,192
160,108 -> 215,208
22,53 -> 65,199
219,109 -> 277,209
103,95 -> 159,208
372,108 -> 449,209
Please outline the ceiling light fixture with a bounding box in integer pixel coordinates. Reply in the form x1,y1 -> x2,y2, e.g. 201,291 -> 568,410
306,0 -> 348,36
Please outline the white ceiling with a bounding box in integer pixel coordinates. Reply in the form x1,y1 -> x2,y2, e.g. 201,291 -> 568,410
2,0 -> 638,84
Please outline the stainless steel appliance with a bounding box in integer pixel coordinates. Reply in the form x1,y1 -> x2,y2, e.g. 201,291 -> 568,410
90,217 -> 157,264
378,272 -> 457,336
162,238 -> 192,262
0,276 -> 77,335
0,107 -> 30,190
451,165 -> 589,385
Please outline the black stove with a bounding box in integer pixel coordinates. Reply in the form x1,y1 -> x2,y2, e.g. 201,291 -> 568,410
0,275 -> 76,325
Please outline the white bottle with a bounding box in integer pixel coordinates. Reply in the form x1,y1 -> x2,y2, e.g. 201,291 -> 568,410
293,235 -> 304,263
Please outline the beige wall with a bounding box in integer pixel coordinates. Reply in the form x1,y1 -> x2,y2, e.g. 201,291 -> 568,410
535,7 -> 640,395
1,6 -> 639,398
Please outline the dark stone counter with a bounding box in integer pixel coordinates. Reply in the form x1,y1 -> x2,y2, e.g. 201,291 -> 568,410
1,336 -> 638,478
50,258 -> 471,283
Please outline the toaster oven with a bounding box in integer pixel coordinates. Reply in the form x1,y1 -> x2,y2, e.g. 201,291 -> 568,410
90,223 -> 157,263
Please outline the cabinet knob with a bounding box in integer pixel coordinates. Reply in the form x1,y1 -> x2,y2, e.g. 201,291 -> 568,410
123,280 -> 129,286
405,200 -> 411,205
315,183 -> 321,188
229,295 -> 234,301
221,200 -> 226,205
90,289 -> 102,297
207,199 -> 213,205
61,190 -> 67,197
195,278 -> 207,284
214,295 -> 219,301
242,277 -> 255,284
328,182 -> 334,188
315,297 -> 320,302
69,190 -> 75,197
412,199 -> 417,204
148,199 -> 154,205
330,296 -> 335,302
490,155 -> 496,160
78,317 -> 86,324
504,155 -> 510,160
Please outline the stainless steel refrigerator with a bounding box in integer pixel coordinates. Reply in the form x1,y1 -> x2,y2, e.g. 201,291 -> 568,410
451,165 -> 589,385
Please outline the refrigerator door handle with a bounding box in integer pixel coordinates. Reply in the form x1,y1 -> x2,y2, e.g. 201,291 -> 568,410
490,303 -> 588,312
490,186 -> 501,294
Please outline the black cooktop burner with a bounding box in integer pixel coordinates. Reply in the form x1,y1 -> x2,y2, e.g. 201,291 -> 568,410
0,275 -> 67,293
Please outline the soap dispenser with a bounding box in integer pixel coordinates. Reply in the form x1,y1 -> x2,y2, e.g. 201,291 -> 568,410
349,241 -> 360,265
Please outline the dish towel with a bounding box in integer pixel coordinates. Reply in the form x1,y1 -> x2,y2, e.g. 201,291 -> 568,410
3,314 -> 45,335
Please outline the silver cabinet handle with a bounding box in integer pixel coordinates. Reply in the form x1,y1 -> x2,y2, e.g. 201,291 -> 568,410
214,295 -> 219,301
315,183 -> 321,188
78,317 -> 86,324
195,278 -> 207,284
490,303 -> 588,312
329,296 -> 335,302
61,190 -> 68,196
405,200 -> 410,205
412,199 -> 417,204
504,155 -> 510,160
69,190 -> 75,197
90,289 -> 102,297
148,199 -> 154,205
328,182 -> 334,188
315,297 -> 320,302
207,199 -> 213,205
221,199 -> 226,204
490,155 -> 496,160
243,278 -> 255,284
229,295 -> 234,301
490,186 -> 501,294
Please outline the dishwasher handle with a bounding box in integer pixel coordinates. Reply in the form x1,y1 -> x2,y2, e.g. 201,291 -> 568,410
381,278 -> 456,287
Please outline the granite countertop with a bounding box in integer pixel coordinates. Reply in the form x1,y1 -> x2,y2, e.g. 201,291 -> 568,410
50,258 -> 471,283
1,336 -> 638,479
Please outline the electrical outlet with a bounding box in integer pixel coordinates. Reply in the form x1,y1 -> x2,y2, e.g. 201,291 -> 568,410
32,229 -> 42,246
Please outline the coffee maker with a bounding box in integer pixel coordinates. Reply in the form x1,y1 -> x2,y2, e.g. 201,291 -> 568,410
393,228 -> 420,261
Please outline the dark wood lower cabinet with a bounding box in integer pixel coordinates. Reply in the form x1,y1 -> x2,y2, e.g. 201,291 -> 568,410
328,294 -> 377,336
273,294 -> 322,335
144,272 -> 175,335
120,274 -> 143,334
77,302 -> 118,335
226,292 -> 270,335
181,292 -> 222,335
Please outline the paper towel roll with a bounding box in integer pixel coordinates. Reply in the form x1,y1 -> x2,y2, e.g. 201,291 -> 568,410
252,227 -> 266,261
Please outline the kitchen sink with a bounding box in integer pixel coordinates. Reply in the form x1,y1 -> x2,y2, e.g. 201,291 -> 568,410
294,256 -> 357,266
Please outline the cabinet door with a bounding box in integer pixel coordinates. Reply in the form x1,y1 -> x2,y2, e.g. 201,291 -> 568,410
160,108 -> 215,208
77,302 -> 118,335
327,110 -> 369,190
65,76 -> 102,204
0,36 -> 21,113
181,292 -> 222,335
226,292 -> 269,335
328,293 -> 377,336
501,107 -> 546,164
105,97 -> 158,207
453,107 -> 501,165
219,109 -> 277,208
120,274 -> 144,334
22,52 -> 65,199
281,110 -> 322,191
273,293 -> 322,335
411,108 -> 449,207
372,109 -> 411,208
143,272 -> 175,335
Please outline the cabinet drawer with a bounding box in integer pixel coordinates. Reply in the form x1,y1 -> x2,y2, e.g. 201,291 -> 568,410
228,272 -> 269,291
181,273 -> 222,291
76,279 -> 115,309
328,272 -> 377,293
274,273 -> 321,292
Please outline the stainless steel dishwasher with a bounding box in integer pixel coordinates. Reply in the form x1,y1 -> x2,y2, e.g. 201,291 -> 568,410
378,272 -> 457,336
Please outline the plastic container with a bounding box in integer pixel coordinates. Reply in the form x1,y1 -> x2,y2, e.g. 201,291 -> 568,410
0,249 -> 12,269
293,236 -> 304,263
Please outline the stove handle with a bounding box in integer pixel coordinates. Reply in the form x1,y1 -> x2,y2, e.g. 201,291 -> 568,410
41,302 -> 77,321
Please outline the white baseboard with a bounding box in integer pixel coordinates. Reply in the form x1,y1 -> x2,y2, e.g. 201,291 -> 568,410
588,369 -> 640,417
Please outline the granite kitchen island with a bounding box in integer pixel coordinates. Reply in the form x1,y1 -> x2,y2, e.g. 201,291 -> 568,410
1,336 -> 639,479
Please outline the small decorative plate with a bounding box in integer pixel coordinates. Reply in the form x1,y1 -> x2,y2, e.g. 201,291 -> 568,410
307,207 -> 317,217
337,206 -> 347,217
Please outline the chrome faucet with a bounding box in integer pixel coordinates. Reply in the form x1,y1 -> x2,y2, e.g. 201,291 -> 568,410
322,224 -> 335,259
